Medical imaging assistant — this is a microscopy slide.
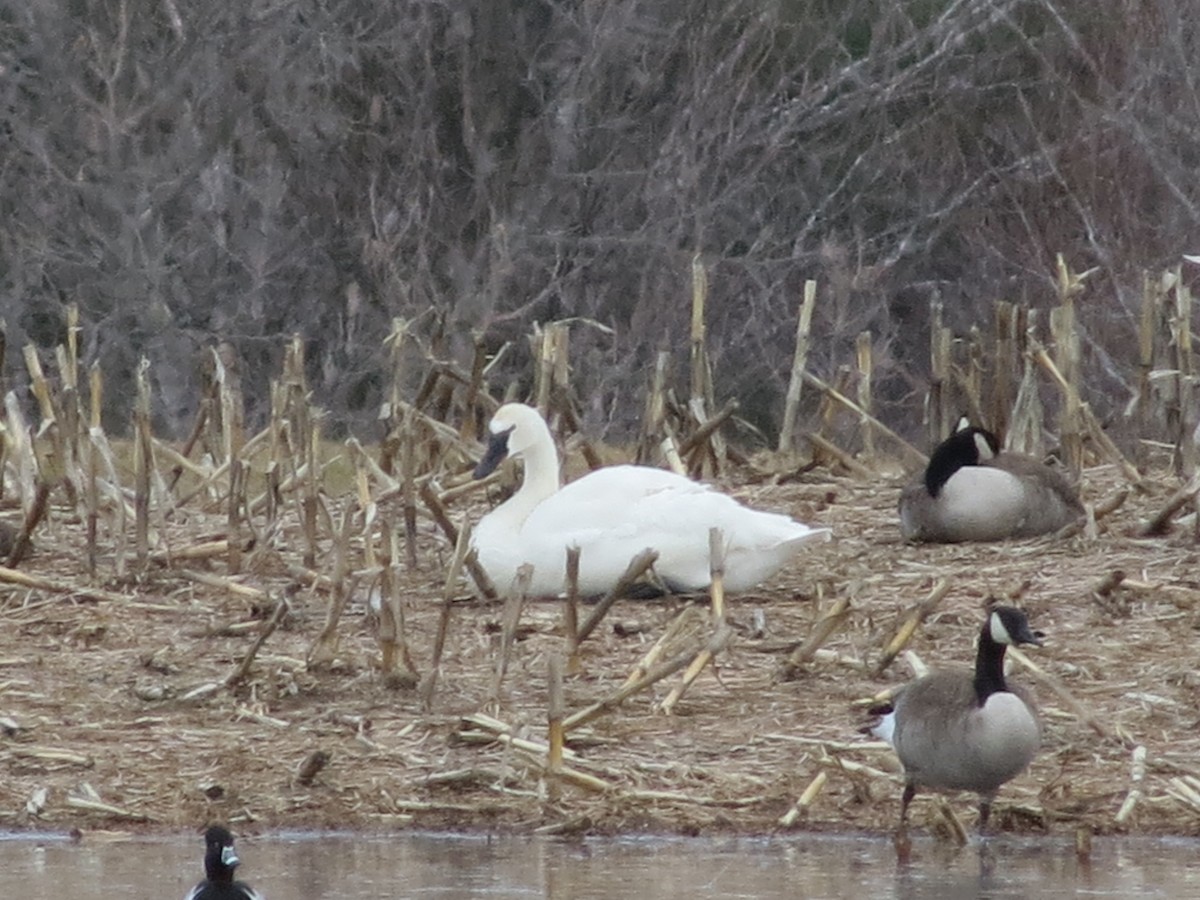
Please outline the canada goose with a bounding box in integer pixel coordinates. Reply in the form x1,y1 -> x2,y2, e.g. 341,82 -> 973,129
185,825 -> 264,900
898,422 -> 1083,542
471,403 -> 829,596
867,606 -> 1044,832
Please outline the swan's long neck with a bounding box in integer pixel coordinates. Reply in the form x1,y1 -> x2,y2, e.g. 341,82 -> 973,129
505,422 -> 562,522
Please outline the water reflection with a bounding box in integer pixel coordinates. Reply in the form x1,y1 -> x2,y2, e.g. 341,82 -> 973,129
0,830 -> 1197,899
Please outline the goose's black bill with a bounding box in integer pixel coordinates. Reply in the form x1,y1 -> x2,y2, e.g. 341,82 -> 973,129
993,605 -> 1045,646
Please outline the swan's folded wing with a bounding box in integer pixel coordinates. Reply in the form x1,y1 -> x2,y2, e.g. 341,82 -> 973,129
521,465 -> 827,593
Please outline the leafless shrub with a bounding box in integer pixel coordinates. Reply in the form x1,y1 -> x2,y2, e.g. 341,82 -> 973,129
1,0 -> 1197,442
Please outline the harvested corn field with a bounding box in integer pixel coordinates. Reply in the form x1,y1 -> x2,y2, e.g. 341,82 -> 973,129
2,454 -> 1199,839
3,281 -> 1200,842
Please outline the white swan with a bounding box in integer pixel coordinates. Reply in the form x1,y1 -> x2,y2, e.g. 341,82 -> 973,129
470,403 -> 830,597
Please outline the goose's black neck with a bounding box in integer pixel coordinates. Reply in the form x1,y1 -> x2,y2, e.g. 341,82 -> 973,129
924,426 -> 999,497
924,432 -> 976,497
972,621 -> 1010,705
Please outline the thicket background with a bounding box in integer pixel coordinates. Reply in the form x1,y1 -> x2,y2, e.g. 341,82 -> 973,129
2,0 -> 1197,444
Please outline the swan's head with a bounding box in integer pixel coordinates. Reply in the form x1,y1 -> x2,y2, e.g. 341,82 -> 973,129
474,403 -> 552,479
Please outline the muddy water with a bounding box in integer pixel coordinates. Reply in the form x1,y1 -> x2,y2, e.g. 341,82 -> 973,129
1,831 -> 1198,898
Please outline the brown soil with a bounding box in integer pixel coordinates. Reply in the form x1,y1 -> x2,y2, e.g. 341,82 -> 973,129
2,460 -> 1199,840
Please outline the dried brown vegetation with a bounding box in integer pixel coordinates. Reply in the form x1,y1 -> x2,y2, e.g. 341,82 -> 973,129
2,454 -> 1200,838
3,266 -> 1200,841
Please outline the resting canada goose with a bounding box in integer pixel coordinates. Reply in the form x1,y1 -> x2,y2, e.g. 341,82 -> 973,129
867,606 -> 1044,832
898,422 -> 1083,542
471,403 -> 829,597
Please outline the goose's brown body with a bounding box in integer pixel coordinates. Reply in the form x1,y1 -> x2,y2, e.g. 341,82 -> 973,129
899,425 -> 1083,542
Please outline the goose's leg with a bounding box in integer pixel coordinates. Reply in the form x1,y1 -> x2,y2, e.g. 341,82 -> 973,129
977,794 -> 995,834
894,783 -> 916,862
899,782 -> 917,824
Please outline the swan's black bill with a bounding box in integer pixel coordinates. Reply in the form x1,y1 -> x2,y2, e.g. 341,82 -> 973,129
474,427 -> 513,479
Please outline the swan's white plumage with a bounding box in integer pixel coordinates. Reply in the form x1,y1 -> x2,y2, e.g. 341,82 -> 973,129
471,404 -> 830,597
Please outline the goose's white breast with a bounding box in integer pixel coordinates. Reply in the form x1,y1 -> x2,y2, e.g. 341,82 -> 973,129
933,467 -> 1030,541
968,691 -> 1041,783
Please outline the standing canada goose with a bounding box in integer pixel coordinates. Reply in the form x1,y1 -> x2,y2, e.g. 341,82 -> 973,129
471,403 -> 829,596
867,606 -> 1044,832
898,422 -> 1083,542
185,825 -> 264,900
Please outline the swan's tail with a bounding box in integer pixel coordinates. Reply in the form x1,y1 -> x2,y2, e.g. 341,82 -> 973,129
781,525 -> 832,548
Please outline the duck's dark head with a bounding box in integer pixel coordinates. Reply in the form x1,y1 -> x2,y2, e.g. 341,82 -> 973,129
924,422 -> 1001,497
203,825 -> 240,883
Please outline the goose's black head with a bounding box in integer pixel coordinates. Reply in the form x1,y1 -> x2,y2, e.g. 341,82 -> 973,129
924,422 -> 1001,497
203,825 -> 240,883
974,605 -> 1044,703
985,605 -> 1044,649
